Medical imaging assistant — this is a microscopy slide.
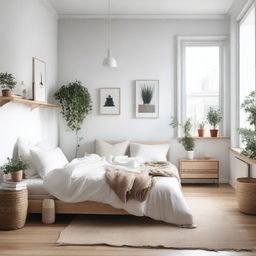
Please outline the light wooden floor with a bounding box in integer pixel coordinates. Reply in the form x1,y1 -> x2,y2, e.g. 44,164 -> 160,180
0,184 -> 256,256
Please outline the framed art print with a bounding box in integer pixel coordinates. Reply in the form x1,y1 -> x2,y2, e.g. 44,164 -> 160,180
135,80 -> 159,118
33,57 -> 46,101
100,88 -> 120,115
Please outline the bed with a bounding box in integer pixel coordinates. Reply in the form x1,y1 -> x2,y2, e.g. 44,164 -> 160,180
3,140 -> 194,227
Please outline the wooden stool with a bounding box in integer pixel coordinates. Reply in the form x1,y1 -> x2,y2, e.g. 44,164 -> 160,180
0,189 -> 28,230
42,199 -> 55,224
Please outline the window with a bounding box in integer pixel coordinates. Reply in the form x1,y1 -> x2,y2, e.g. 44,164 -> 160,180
177,37 -> 226,136
238,5 -> 255,135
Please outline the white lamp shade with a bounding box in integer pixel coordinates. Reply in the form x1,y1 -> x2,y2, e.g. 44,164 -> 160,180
103,49 -> 117,68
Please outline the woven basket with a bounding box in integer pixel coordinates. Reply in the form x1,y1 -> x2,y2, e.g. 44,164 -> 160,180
236,178 -> 256,215
0,189 -> 28,230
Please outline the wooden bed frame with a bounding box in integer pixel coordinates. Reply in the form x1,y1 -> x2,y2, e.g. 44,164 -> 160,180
28,141 -> 170,216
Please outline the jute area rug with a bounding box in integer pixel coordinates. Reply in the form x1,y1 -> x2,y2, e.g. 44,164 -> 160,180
57,197 -> 256,251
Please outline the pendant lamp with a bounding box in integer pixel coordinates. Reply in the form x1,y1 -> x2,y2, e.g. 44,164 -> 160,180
103,0 -> 117,68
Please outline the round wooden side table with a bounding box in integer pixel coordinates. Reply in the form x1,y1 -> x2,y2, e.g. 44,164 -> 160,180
0,189 -> 28,230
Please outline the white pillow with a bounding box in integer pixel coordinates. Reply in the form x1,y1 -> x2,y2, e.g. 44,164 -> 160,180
95,139 -> 129,157
129,143 -> 170,162
30,147 -> 68,179
18,138 -> 52,178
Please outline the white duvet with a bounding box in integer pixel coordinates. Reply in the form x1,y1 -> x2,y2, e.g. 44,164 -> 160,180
43,155 -> 194,226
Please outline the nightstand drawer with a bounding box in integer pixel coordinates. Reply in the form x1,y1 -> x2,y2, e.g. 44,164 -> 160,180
180,161 -> 218,170
180,169 -> 219,179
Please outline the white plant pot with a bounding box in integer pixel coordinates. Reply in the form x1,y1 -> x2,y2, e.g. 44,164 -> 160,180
186,150 -> 194,160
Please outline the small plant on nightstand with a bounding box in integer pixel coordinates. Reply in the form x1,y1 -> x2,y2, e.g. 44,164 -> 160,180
0,72 -> 17,97
206,107 -> 222,137
170,117 -> 195,159
1,157 -> 29,182
198,121 -> 206,137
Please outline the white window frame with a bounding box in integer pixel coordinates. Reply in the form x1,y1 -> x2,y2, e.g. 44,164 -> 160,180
236,1 -> 256,147
177,36 -> 228,137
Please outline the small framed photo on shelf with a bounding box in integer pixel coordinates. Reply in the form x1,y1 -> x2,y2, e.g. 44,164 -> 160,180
100,88 -> 120,115
33,57 -> 46,101
135,80 -> 159,118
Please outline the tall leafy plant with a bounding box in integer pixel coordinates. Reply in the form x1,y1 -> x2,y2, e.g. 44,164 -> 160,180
54,80 -> 92,157
238,91 -> 256,159
170,117 -> 195,151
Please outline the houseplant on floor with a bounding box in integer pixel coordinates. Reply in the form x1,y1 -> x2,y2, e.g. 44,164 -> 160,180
170,117 -> 195,159
237,90 -> 256,214
0,72 -> 17,97
1,157 -> 29,182
198,121 -> 205,137
206,107 -> 222,137
54,80 -> 92,158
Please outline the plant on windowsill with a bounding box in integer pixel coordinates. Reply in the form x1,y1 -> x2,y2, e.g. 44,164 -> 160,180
170,117 -> 195,159
198,121 -> 206,137
206,107 -> 222,137
1,157 -> 29,182
238,91 -> 256,160
54,80 -> 92,158
0,72 -> 17,97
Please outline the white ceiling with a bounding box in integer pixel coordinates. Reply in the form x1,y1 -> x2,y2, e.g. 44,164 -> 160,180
47,0 -> 235,17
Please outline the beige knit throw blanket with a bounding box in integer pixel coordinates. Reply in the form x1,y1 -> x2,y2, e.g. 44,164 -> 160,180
105,162 -> 180,203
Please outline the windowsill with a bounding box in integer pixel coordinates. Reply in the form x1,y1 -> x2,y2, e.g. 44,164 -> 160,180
230,148 -> 256,165
177,136 -> 230,140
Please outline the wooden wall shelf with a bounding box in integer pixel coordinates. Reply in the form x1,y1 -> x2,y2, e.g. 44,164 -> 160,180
178,136 -> 230,140
0,96 -> 59,110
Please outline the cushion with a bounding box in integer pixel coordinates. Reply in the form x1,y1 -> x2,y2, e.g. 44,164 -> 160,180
95,139 -> 129,157
30,147 -> 68,179
129,143 -> 170,162
18,138 -> 52,178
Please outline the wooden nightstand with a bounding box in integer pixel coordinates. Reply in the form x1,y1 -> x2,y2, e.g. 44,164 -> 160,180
0,189 -> 28,230
179,158 -> 219,184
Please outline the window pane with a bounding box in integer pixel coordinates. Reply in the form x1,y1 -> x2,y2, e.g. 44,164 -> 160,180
239,6 -> 255,132
185,46 -> 220,135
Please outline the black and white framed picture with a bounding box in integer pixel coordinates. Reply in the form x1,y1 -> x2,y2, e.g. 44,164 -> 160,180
135,80 -> 159,118
33,57 -> 46,101
100,88 -> 120,115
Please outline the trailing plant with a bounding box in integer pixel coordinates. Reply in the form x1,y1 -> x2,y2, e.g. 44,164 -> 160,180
54,80 -> 92,157
238,91 -> 256,160
0,72 -> 17,90
141,85 -> 154,104
198,121 -> 206,130
1,157 -> 29,174
206,107 -> 222,129
170,117 -> 195,151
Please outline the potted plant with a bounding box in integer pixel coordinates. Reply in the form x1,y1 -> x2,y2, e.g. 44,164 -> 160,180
198,121 -> 205,137
0,72 -> 17,97
54,80 -> 92,158
1,157 -> 29,182
138,85 -> 155,113
237,91 -> 256,214
206,107 -> 222,137
170,117 -> 195,159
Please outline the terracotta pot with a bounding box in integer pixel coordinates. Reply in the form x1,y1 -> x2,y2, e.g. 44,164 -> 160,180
11,170 -> 23,182
2,89 -> 12,97
198,129 -> 204,137
210,129 -> 218,137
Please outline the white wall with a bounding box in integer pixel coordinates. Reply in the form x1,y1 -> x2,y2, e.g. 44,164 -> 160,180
0,0 -> 58,165
58,18 -> 231,182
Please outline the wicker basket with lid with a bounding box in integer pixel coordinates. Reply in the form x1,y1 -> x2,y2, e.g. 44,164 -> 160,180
0,189 -> 28,230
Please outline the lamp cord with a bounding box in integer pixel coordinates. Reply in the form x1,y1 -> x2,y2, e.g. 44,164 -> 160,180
108,0 -> 111,50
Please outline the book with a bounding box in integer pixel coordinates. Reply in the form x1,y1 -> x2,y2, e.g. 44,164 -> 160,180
2,180 -> 27,188
0,185 -> 27,191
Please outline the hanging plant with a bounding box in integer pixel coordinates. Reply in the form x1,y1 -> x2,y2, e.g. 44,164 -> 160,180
54,80 -> 92,157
